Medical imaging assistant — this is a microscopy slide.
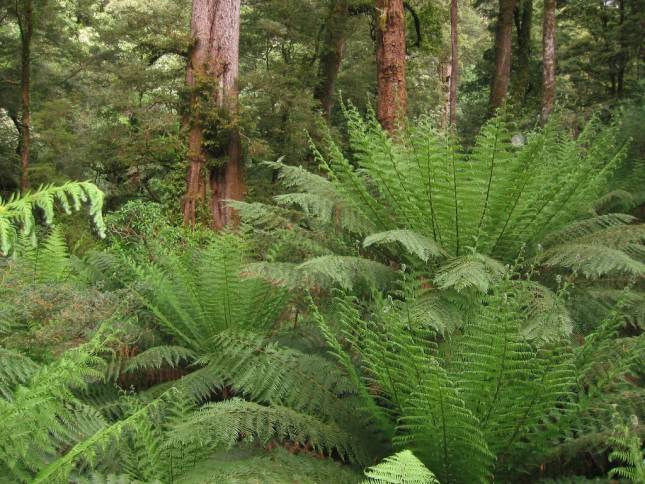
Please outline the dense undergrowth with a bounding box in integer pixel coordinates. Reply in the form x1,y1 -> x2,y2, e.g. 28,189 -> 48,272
0,112 -> 643,483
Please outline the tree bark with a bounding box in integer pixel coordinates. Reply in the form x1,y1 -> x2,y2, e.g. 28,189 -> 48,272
448,0 -> 459,128
489,0 -> 516,114
182,0 -> 244,228
541,0 -> 556,123
376,0 -> 407,133
17,0 -> 33,193
314,0 -> 350,119
512,0 -> 532,103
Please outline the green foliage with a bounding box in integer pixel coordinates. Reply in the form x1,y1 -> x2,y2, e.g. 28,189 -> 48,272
130,233 -> 290,352
170,398 -> 365,464
607,415 -> 645,482
0,339 -> 107,482
0,347 -> 39,400
0,182 -> 106,256
314,278 -> 625,483
175,447 -> 361,484
362,450 -> 438,484
239,109 -> 640,307
15,226 -> 71,283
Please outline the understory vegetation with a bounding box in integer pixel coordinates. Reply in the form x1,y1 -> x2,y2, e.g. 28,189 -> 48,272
1,109 -> 643,483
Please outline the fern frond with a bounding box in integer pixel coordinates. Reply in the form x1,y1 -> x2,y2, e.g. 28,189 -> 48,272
0,342 -> 107,481
362,450 -> 438,484
433,253 -> 506,293
363,230 -> 445,262
16,226 -> 71,283
131,234 -> 289,352
0,181 -> 105,255
539,243 -> 645,278
246,256 -> 394,291
0,347 -> 40,400
124,346 -> 197,373
608,415 -> 645,482
169,398 -> 370,464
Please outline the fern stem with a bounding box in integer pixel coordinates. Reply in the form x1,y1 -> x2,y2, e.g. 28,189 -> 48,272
423,134 -> 440,243
476,120 -> 500,246
449,135 -> 460,256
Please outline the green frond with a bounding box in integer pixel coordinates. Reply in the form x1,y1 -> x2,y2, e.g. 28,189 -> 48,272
125,346 -> 197,373
433,253 -> 506,293
246,256 -> 394,291
204,331 -> 361,422
0,347 -> 40,400
364,230 -> 445,262
541,213 -> 638,247
16,226 -> 71,283
131,234 -> 289,352
539,243 -> 645,278
0,181 -> 106,256
169,398 -> 370,464
608,416 -> 645,482
0,342 -> 107,481
362,450 -> 438,484
513,280 -> 574,343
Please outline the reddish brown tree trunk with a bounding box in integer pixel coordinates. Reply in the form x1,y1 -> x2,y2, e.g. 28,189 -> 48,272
314,0 -> 350,119
489,0 -> 516,114
448,0 -> 459,127
182,0 -> 244,228
17,0 -> 33,193
541,0 -> 556,122
376,0 -> 407,133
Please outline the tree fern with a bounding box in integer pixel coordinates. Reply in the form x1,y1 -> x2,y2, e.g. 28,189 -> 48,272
314,278 -> 589,483
0,181 -> 106,255
130,234 -> 290,352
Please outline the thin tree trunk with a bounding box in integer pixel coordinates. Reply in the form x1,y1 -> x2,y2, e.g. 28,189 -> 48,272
541,0 -> 556,122
489,0 -> 516,114
448,0 -> 459,127
513,0 -> 532,102
182,0 -> 244,228
616,0 -> 626,97
376,0 -> 407,133
314,0 -> 350,119
17,0 -> 33,193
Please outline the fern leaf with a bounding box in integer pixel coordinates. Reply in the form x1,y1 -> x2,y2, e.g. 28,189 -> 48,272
364,230 -> 445,262
433,253 -> 505,293
0,181 -> 105,256
362,450 -> 438,484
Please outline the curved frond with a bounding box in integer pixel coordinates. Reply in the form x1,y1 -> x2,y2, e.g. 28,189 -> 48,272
364,230 -> 445,262
362,450 -> 438,484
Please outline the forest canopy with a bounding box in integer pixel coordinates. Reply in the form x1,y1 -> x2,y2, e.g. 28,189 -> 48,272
0,0 -> 643,483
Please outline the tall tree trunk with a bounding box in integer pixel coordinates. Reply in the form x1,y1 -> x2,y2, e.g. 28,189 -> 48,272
512,0 -> 532,102
314,0 -> 350,119
17,0 -> 33,193
376,0 -> 407,133
448,0 -> 459,127
616,0 -> 626,97
489,0 -> 516,114
182,0 -> 244,228
541,0 -> 556,122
